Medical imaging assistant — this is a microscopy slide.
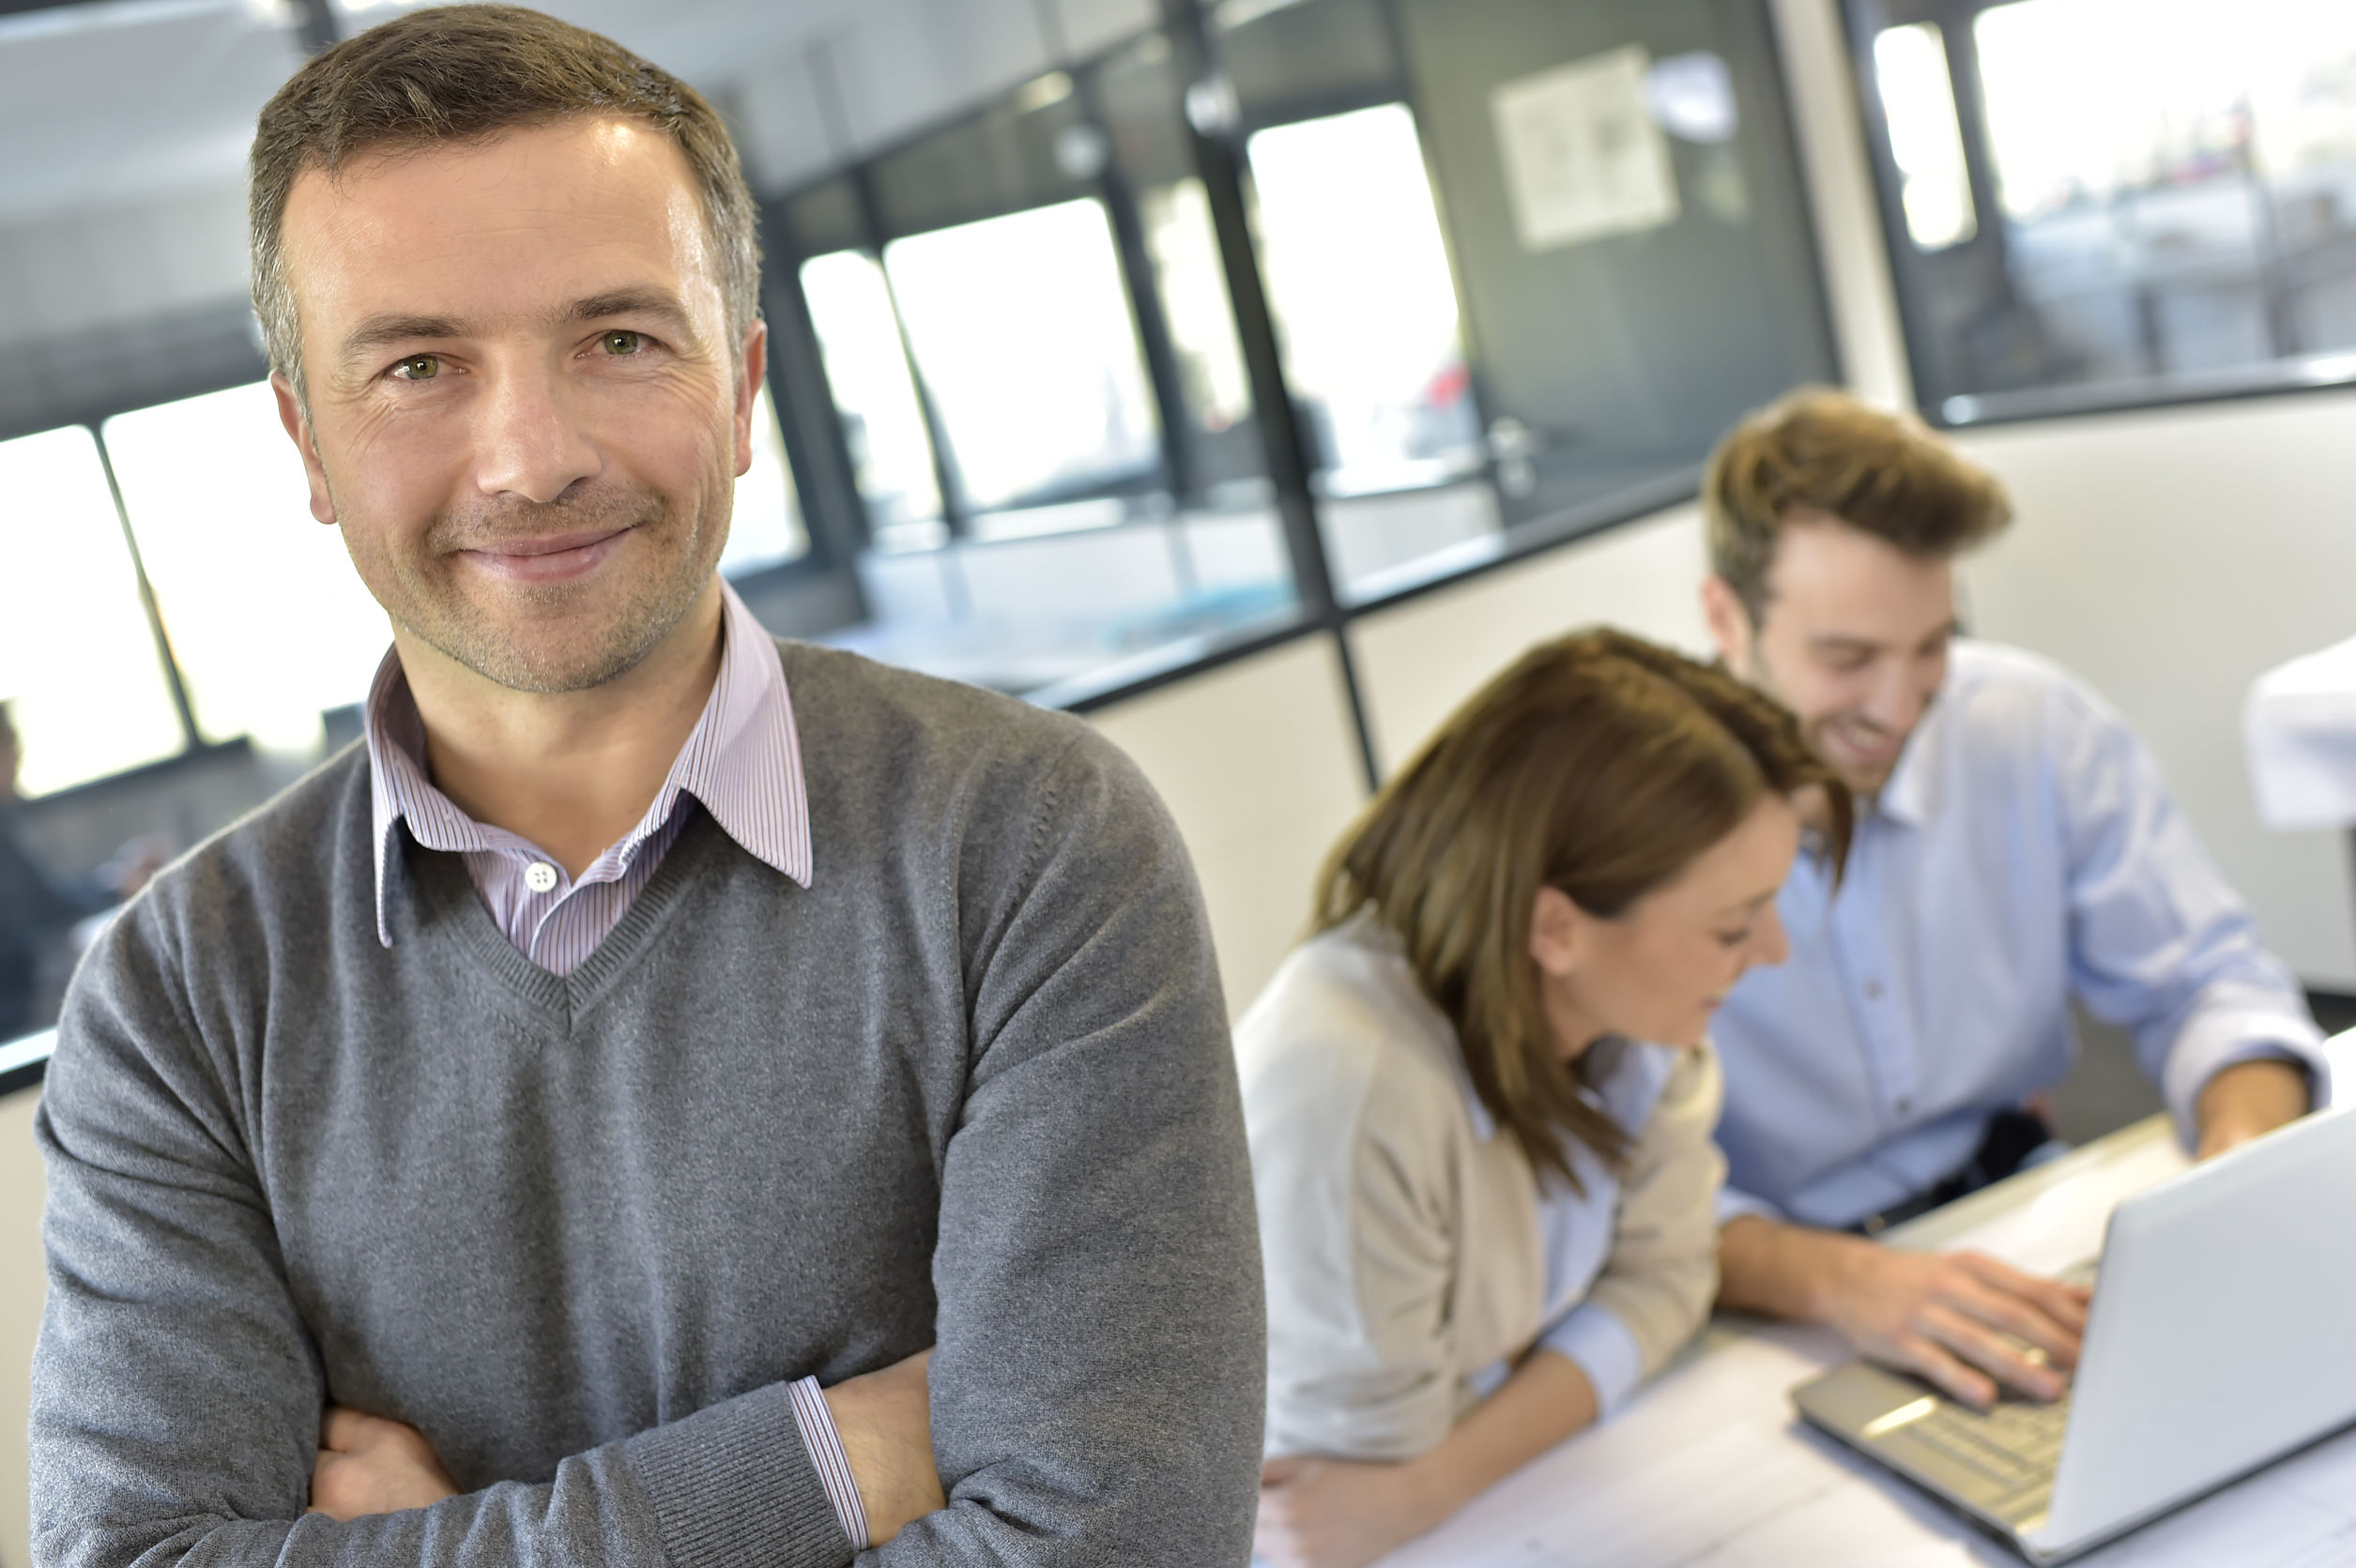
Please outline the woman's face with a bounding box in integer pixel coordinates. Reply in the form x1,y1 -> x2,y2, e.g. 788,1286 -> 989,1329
1529,792 -> 1803,1056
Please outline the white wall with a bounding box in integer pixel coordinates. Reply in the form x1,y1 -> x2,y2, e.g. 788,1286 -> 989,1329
1347,504 -> 1712,773
1088,637 -> 1369,1018
1954,395 -> 2356,988
2,1088 -> 44,1568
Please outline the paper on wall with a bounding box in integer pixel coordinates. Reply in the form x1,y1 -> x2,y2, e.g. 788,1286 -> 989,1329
1490,44 -> 1680,253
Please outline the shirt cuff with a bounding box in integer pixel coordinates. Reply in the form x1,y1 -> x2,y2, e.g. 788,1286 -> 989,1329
2160,1008 -> 2331,1142
1538,1302 -> 1647,1422
621,1378 -> 852,1568
788,1376 -> 871,1553
1714,1182 -> 1783,1228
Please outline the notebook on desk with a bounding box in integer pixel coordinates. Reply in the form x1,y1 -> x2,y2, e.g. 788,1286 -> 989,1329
1792,1102 -> 2356,1566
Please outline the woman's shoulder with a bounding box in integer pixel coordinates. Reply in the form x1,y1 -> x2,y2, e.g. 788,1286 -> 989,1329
1234,921 -> 1474,1158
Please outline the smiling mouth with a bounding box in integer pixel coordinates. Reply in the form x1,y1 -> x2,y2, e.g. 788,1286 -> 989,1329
458,526 -> 632,584
1829,723 -> 1902,761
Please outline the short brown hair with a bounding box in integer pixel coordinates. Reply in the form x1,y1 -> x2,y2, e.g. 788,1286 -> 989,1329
1704,387 -> 2012,623
1315,629 -> 1852,1188
250,5 -> 761,405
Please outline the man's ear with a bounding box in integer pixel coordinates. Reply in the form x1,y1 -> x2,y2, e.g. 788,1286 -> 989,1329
1701,574 -> 1753,674
1527,885 -> 1591,981
733,316 -> 770,480
271,372 -> 337,526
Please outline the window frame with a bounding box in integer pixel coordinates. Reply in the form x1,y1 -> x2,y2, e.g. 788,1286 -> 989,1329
1844,0 -> 2356,428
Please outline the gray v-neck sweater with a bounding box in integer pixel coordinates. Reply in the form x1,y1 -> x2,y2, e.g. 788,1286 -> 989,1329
30,639 -> 1262,1568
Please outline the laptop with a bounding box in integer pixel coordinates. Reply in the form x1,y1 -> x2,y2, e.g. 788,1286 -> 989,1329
1791,1102 -> 2356,1564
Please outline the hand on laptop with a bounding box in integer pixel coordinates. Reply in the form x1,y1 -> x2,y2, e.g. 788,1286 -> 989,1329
1825,1245 -> 2088,1409
309,1407 -> 459,1519
823,1347 -> 946,1545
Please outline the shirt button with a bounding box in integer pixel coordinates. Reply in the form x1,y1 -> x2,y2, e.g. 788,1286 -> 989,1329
1894,1096 -> 1913,1118
1864,981 -> 1885,999
525,860 -> 559,893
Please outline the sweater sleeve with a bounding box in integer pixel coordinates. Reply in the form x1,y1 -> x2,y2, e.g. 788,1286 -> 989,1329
1542,1044 -> 1724,1404
874,729 -> 1264,1567
1251,1029 -> 1464,1464
31,896 -> 855,1568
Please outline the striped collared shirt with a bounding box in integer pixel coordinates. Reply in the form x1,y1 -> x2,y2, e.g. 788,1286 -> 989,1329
361,580 -> 867,1549
365,580 -> 814,973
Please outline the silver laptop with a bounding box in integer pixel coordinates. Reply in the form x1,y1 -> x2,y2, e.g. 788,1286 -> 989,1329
1792,1102 -> 2356,1564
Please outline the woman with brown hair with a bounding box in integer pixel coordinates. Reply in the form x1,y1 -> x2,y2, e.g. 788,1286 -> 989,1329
1243,628 -> 1852,1568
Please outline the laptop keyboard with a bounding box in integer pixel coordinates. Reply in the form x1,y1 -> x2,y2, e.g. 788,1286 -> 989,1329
1905,1395 -> 2073,1491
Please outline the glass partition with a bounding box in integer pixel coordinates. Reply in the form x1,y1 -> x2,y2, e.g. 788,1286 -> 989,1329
883,198 -> 1164,524
105,383 -> 391,754
0,427 -> 188,795
1097,31 -> 1264,501
719,383 -> 810,579
1873,23 -> 1976,250
1246,104 -> 1483,499
800,249 -> 946,551
1857,0 -> 2356,419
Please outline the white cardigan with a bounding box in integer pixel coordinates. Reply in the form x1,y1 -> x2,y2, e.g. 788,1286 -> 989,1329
1236,918 -> 1724,1461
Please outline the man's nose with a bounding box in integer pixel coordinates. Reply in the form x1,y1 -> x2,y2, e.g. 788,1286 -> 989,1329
472,362 -> 601,504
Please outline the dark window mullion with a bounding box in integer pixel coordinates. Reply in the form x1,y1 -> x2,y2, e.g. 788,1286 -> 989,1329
1078,63 -> 1201,507
88,423 -> 203,754
1162,0 -> 1382,791
849,167 -> 972,538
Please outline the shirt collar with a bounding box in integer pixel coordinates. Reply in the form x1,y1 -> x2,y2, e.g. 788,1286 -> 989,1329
1863,668 -> 1957,830
364,579 -> 813,947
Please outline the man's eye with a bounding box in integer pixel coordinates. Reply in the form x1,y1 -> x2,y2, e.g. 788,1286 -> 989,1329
601,330 -> 644,356
390,356 -> 441,381
1716,926 -> 1752,949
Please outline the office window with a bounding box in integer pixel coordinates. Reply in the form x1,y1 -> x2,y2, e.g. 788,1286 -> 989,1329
1223,0 -> 1839,597
1096,30 -> 1267,502
801,249 -> 945,551
106,383 -> 392,754
1874,23 -> 1975,250
776,46 -> 1304,702
883,198 -> 1164,527
1246,103 -> 1483,499
1855,0 -> 2356,420
720,384 -> 810,579
0,427 -> 187,795
1140,180 -> 1256,461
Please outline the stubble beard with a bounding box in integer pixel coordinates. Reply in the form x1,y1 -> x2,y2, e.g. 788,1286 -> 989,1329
1746,641 -> 1897,798
344,477 -> 728,696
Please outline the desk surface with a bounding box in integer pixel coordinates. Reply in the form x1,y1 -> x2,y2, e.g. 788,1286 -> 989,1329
1374,1114 -> 2356,1568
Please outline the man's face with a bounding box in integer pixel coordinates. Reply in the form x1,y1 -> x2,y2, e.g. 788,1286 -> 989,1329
275,116 -> 765,694
1705,510 -> 1957,796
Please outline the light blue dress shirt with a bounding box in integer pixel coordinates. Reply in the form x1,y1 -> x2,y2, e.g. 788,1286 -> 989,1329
1712,640 -> 2327,1231
1465,1038 -> 1678,1419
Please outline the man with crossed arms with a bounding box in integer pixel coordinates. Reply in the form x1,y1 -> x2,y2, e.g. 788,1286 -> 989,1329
1699,388 -> 2325,1409
29,8 -> 1262,1564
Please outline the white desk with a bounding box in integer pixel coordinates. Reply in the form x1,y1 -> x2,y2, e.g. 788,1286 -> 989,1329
1375,1115 -> 2356,1568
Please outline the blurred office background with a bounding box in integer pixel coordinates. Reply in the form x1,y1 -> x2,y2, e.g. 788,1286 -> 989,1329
9,0 -> 2356,1036
6,0 -> 2356,1046
7,0 -> 2356,1545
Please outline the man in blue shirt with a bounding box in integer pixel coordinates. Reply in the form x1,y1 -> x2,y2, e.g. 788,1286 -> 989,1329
1701,388 -> 2325,1409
